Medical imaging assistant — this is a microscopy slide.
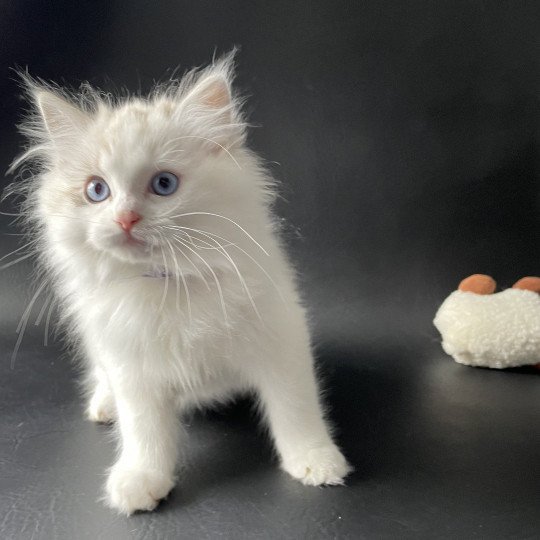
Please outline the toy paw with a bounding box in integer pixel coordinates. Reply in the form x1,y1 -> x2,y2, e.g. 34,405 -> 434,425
458,274 -> 496,295
434,275 -> 540,369
512,276 -> 540,293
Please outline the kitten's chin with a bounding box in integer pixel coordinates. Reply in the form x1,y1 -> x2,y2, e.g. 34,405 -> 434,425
94,234 -> 153,264
109,245 -> 151,264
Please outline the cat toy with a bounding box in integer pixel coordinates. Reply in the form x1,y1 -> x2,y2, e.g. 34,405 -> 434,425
433,274 -> 540,369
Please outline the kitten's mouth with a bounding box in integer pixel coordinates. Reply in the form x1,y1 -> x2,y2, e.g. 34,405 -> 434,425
122,234 -> 145,247
101,232 -> 152,264
108,232 -> 149,256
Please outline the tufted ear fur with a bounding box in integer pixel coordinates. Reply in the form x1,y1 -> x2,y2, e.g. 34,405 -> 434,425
34,89 -> 91,146
163,52 -> 245,151
8,76 -> 96,173
184,72 -> 232,111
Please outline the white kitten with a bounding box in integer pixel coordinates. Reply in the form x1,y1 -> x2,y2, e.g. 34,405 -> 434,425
10,54 -> 351,514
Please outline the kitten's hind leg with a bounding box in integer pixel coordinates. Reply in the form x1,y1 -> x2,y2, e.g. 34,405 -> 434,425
86,366 -> 116,424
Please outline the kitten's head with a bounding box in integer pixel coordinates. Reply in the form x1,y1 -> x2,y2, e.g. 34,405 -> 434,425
14,53 -> 272,275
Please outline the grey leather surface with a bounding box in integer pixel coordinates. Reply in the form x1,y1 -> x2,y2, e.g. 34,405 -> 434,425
1,1 -> 539,538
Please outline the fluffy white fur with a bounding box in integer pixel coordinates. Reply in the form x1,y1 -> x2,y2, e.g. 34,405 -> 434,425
434,289 -> 540,368
9,54 -> 351,514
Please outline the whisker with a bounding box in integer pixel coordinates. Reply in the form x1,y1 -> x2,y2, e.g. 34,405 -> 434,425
0,240 -> 38,263
170,234 -> 229,330
47,213 -> 104,226
169,225 -> 285,304
35,294 -> 52,326
164,212 -> 269,256
158,244 -> 170,314
163,235 -> 182,313
159,135 -> 241,170
160,225 -> 234,250
165,231 -> 211,291
164,235 -> 192,324
177,229 -> 218,251
0,252 -> 34,270
12,279 -> 49,368
184,230 -> 262,321
44,299 -> 55,347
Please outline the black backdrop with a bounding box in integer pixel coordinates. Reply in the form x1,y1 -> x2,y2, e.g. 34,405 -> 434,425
0,2 -> 538,539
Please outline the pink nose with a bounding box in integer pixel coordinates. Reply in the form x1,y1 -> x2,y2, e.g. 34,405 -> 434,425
115,211 -> 141,233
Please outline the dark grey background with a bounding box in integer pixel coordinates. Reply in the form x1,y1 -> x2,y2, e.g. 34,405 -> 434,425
1,2 -> 538,539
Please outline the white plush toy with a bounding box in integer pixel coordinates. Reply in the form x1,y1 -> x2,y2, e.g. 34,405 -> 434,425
434,275 -> 540,369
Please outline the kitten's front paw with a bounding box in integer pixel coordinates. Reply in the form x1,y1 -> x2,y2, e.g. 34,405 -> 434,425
86,391 -> 116,424
282,445 -> 352,486
105,464 -> 175,515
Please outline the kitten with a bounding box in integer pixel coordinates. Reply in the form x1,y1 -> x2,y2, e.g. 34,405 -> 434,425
10,54 -> 351,514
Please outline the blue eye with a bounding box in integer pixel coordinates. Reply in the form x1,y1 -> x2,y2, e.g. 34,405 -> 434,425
151,172 -> 179,196
85,177 -> 110,203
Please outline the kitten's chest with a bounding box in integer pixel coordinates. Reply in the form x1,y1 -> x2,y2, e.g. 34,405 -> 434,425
78,271 -> 243,355
78,274 -> 248,391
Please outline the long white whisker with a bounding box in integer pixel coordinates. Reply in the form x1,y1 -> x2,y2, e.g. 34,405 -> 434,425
48,213 -> 104,226
0,252 -> 34,270
172,225 -> 286,304
161,225 -> 234,250
170,234 -> 229,331
165,231 -> 211,291
164,235 -> 192,324
158,147 -> 185,159
0,240 -> 38,263
12,280 -> 48,368
167,236 -> 183,314
158,244 -> 170,313
44,299 -> 55,347
184,230 -> 262,322
165,212 -> 269,256
35,294 -> 52,326
152,230 -> 177,302
160,135 -> 241,170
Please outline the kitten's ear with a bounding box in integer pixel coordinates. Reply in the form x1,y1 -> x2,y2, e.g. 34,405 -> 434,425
34,89 -> 91,144
175,52 -> 245,150
184,72 -> 232,111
